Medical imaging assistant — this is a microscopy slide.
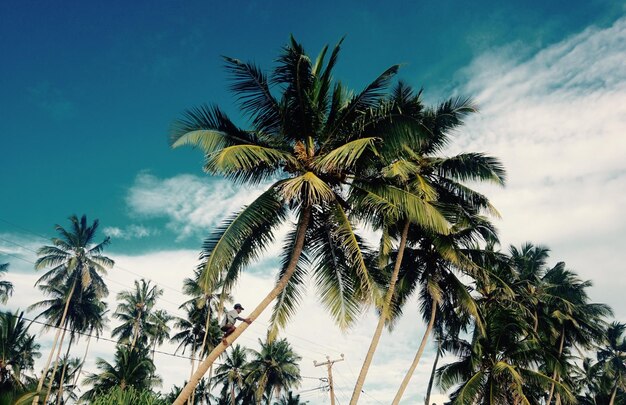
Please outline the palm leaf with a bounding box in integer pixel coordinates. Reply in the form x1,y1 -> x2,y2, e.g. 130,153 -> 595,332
313,137 -> 379,173
275,172 -> 335,205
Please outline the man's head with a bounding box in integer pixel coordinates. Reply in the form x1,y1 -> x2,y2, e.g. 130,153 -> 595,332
234,303 -> 244,313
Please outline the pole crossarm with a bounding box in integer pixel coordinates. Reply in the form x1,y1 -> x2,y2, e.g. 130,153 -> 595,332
314,354 -> 345,405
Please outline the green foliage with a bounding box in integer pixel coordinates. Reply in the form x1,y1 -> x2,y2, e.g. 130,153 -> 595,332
88,386 -> 166,405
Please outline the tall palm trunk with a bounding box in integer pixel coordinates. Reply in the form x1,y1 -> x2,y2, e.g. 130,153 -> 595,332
609,378 -> 619,405
392,300 -> 438,404
43,319 -> 69,405
56,336 -> 74,405
197,297 -> 212,366
130,315 -> 141,351
546,327 -> 566,405
424,337 -> 442,405
188,337 -> 197,405
33,279 -> 77,405
72,335 -> 91,388
173,206 -> 312,405
350,220 -> 410,405
230,383 -> 236,405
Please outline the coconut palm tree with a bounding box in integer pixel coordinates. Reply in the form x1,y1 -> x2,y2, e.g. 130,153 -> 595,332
44,355 -> 80,404
212,344 -> 249,405
112,279 -> 163,351
274,391 -> 308,405
82,344 -> 160,400
348,83 -> 505,403
245,338 -> 302,405
540,263 -> 612,405
595,322 -> 626,405
29,282 -> 108,404
148,309 -> 173,362
0,311 -> 40,389
32,214 -> 113,404
170,36 -> 430,403
0,263 -> 13,303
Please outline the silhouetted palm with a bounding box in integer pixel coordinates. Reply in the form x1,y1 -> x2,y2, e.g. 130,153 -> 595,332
0,263 -> 13,303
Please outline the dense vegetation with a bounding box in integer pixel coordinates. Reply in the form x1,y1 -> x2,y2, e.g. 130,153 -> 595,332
1,38 -> 624,404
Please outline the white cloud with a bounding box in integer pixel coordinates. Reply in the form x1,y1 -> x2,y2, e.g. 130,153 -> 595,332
442,16 -> 626,324
126,172 -> 269,241
103,224 -> 159,240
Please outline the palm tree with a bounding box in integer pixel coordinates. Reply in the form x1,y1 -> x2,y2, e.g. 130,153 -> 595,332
245,338 -> 302,405
212,344 -> 248,405
0,262 -> 13,303
148,309 -> 173,362
274,391 -> 308,405
45,355 -> 80,404
29,282 -> 108,404
170,36 -> 414,403
0,311 -> 41,389
596,322 -> 626,405
82,344 -> 160,400
32,214 -> 113,404
540,263 -> 612,405
348,84 -> 505,403
112,279 -> 163,351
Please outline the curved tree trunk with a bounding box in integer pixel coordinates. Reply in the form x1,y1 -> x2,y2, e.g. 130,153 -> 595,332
172,206 -> 312,405
424,337 -> 441,405
43,320 -> 69,405
609,378 -> 619,405
72,335 -> 91,388
546,328 -> 565,405
56,336 -> 74,405
33,279 -> 77,405
350,220 -> 410,405
392,300 -> 437,405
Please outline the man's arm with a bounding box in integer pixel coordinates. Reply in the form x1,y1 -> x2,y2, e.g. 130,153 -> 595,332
236,316 -> 252,324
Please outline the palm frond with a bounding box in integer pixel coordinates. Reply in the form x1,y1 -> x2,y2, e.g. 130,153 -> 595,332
313,137 -> 379,173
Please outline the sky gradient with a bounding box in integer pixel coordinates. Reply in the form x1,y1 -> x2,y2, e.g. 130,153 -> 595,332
2,1 -> 625,404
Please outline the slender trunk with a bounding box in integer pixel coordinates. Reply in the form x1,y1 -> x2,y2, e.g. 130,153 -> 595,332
609,377 -> 619,405
197,297 -> 212,366
546,328 -> 565,405
130,315 -> 140,351
72,335 -> 91,388
44,320 -> 69,405
230,383 -> 236,405
392,300 -> 438,405
173,206 -> 312,405
350,221 -> 410,405
424,338 -> 441,405
56,335 -> 74,404
188,337 -> 197,405
33,279 -> 77,405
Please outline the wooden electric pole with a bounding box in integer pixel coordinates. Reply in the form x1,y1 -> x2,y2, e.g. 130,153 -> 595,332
314,354 -> 344,405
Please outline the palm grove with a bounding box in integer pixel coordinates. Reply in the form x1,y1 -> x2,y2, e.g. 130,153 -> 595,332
1,38 -> 624,405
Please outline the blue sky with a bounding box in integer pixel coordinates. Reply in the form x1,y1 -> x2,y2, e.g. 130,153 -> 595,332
1,0 -> 622,251
2,2 -> 626,403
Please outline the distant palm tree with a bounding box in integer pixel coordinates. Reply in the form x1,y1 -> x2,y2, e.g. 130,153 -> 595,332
45,355 -> 80,404
112,279 -> 163,351
148,309 -> 173,362
171,36 -> 404,403
245,338 -> 302,405
32,214 -> 113,404
274,391 -> 308,405
0,311 -> 40,389
212,345 -> 248,405
0,263 -> 13,303
82,344 -> 160,400
596,322 -> 626,405
30,283 -> 108,404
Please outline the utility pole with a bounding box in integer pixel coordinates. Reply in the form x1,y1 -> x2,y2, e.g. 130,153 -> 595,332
314,354 -> 344,405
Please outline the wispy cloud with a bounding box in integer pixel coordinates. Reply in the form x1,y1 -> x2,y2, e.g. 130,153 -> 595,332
447,17 -> 626,309
103,224 -> 159,240
126,172 -> 268,241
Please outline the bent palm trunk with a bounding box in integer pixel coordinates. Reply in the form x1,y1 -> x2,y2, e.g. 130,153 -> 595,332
350,221 -> 410,405
172,206 -> 312,405
72,335 -> 91,388
392,300 -> 437,405
56,336 -> 74,405
33,280 -> 76,405
424,337 -> 441,405
43,320 -> 69,405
